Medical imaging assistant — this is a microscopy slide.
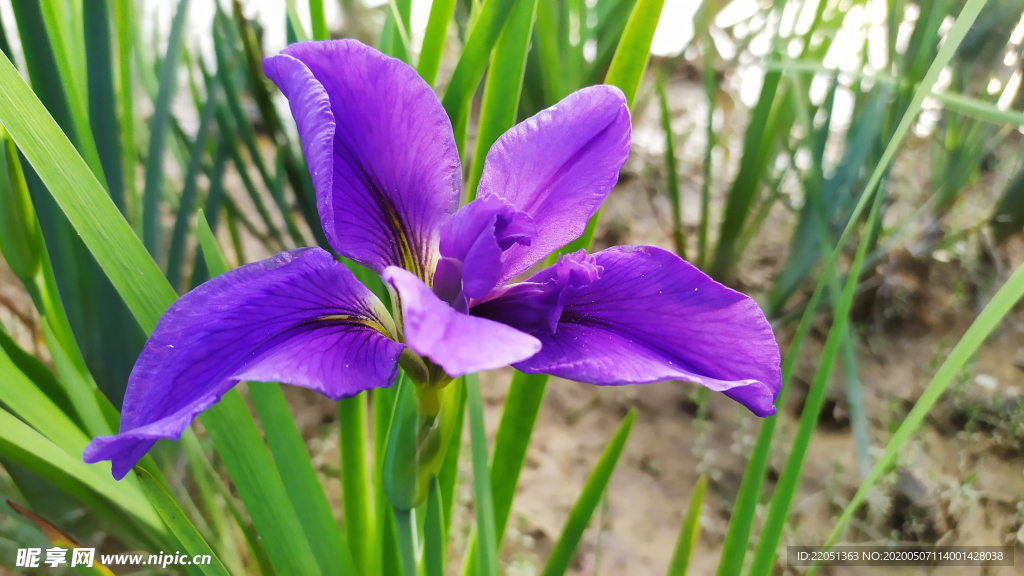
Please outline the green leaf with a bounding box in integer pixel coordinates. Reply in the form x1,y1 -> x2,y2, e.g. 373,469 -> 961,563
167,80 -> 218,291
249,383 -> 356,576
466,373 -> 498,576
196,209 -> 228,277
339,393 -> 375,576
142,0 -> 190,259
465,0 -> 539,201
423,477 -> 445,576
656,69 -> 684,258
0,337 -> 92,457
707,63 -> 783,281
437,378 -> 466,540
552,0 -> 666,255
666,476 -> 706,576
418,0 -> 458,86
0,50 -> 175,335
309,0 -> 329,40
114,0 -> 137,221
200,392 -> 324,576
393,506 -> 417,576
0,324 -> 78,428
440,0 -> 521,156
38,0 -> 108,190
541,409 -> 635,576
135,467 -> 231,576
461,371 -> 548,576
602,0 -> 666,108
0,408 -> 164,539
40,318 -> 112,437
285,0 -> 311,42
84,0 -> 125,213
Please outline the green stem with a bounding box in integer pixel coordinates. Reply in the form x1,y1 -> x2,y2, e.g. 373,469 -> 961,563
339,393 -> 375,576
393,507 -> 417,576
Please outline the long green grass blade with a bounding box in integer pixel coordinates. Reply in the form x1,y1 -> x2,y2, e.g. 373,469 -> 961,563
554,0 -> 665,254
656,69 -> 684,258
0,408 -> 163,537
466,0 -> 539,200
440,0 -> 521,155
467,374 -> 498,576
0,342 -> 92,457
707,68 -> 782,281
142,0 -> 190,259
394,506 -> 417,576
602,0 -> 664,108
84,0 -> 125,213
533,0 -> 562,105
0,50 -> 174,333
250,383 -> 356,575
339,392 -> 375,576
309,0 -> 329,40
285,0 -> 311,41
666,475 -> 706,576
714,237 -> 828,576
38,0 -> 108,190
697,37 -> 714,270
461,371 -> 547,576
114,0 -> 137,222
0,325 -> 78,429
39,318 -> 112,438
200,392 -> 324,576
541,409 -> 635,576
135,467 -> 231,576
820,258 -> 1024,554
423,476 -> 445,576
418,0 -> 458,86
167,82 -> 218,291
374,382 -> 403,576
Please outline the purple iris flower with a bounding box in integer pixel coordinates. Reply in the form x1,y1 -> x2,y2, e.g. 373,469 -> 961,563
83,40 -> 781,480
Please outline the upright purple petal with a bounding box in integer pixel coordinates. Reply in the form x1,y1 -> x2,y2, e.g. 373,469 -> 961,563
476,85 -> 631,285
264,40 -> 461,279
83,248 -> 403,479
482,246 -> 781,416
383,267 -> 541,377
434,196 -> 536,310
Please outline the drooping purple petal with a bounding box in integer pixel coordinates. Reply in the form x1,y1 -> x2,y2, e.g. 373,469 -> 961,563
263,40 -> 461,279
83,248 -> 403,479
383,266 -> 541,377
434,196 -> 535,310
480,246 -> 781,416
476,85 -> 631,285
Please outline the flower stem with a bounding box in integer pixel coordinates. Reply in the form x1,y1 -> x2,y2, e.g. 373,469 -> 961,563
393,506 -> 418,576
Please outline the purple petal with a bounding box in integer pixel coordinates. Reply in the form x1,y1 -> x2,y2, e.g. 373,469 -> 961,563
383,266 -> 541,377
435,196 -> 536,309
492,246 -> 781,417
476,85 -> 631,285
83,248 -> 403,479
263,40 -> 461,278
